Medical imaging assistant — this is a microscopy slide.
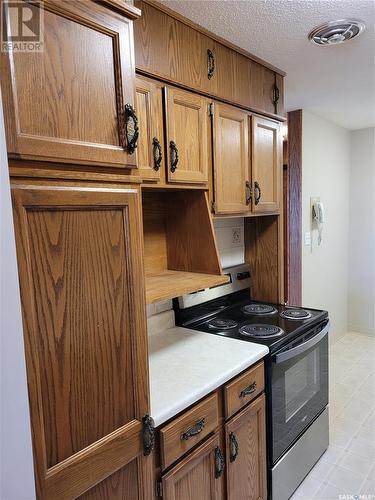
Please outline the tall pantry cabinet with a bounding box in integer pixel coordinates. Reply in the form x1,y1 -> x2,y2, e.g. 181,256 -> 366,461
1,1 -> 153,498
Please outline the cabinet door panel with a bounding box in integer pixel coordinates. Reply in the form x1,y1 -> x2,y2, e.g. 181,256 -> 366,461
163,433 -> 223,500
225,395 -> 267,500
250,64 -> 276,115
213,103 -> 249,214
12,184 -> 150,499
1,1 -> 137,168
165,88 -> 209,184
136,78 -> 164,181
251,116 -> 281,213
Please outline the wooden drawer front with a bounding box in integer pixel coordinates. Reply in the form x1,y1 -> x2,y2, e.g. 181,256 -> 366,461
160,392 -> 219,470
224,362 -> 264,419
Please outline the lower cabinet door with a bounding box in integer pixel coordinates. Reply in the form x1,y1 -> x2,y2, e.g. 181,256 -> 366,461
225,394 -> 267,500
162,432 -> 224,500
11,183 -> 152,499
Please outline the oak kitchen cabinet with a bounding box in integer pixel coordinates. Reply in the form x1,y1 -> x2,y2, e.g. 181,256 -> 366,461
156,362 -> 267,500
136,77 -> 165,181
251,116 -> 282,214
162,433 -> 224,500
1,0 -> 139,169
165,87 -> 210,184
136,77 -> 210,186
11,182 -> 153,499
225,395 -> 267,500
212,103 -> 250,214
134,0 -> 285,119
212,103 -> 282,216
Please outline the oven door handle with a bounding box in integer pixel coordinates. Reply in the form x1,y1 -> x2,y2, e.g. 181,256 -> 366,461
274,321 -> 330,364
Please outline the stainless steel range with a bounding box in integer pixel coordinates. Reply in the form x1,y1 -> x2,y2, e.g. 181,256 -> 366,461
174,264 -> 329,500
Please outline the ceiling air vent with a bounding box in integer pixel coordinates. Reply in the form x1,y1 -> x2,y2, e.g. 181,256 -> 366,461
308,20 -> 365,46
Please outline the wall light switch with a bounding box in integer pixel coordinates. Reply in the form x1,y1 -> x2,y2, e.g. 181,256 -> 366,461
304,231 -> 311,246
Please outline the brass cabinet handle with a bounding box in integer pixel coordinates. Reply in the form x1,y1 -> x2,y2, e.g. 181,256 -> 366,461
214,446 -> 225,479
254,181 -> 261,205
239,381 -> 257,398
152,137 -> 162,171
169,141 -> 179,172
181,418 -> 206,440
229,432 -> 239,462
124,103 -> 139,154
245,181 -> 252,206
207,49 -> 215,80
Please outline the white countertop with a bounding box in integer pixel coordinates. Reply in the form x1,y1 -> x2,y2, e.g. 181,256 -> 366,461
149,326 -> 268,427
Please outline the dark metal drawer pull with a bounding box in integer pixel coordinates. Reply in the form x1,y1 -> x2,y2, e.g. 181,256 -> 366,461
214,446 -> 225,479
181,418 -> 206,440
245,180 -> 252,205
124,103 -> 139,154
254,181 -> 261,205
207,49 -> 215,80
169,141 -> 179,172
152,137 -> 162,171
229,432 -> 239,462
239,381 -> 257,398
142,414 -> 155,456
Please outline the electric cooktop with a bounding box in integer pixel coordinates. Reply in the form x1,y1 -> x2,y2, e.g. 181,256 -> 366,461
175,291 -> 328,354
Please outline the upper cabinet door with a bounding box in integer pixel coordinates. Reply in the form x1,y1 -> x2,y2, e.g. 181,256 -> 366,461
136,77 -> 164,181
12,183 -> 151,499
165,87 -> 209,184
251,116 -> 281,213
225,395 -> 267,500
1,1 -> 138,168
213,103 -> 249,214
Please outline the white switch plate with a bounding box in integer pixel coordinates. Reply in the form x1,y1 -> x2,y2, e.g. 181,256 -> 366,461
304,231 -> 311,246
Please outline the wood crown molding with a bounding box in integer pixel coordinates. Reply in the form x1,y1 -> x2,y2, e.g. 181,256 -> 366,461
97,0 -> 141,19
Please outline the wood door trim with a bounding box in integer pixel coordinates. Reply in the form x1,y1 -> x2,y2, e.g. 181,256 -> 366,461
139,0 -> 285,76
285,110 -> 302,305
45,421 -> 142,498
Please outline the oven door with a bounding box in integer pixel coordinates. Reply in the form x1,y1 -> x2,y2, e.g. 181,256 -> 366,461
270,320 -> 329,465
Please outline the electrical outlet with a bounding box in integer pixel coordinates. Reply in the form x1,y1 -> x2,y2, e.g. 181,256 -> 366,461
231,227 -> 242,245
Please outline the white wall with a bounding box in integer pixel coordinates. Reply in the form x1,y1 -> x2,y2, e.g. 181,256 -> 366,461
301,111 -> 351,342
214,218 -> 245,269
0,93 -> 36,498
348,128 -> 375,335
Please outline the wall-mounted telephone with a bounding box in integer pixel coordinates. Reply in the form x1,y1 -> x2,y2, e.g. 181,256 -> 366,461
312,201 -> 325,245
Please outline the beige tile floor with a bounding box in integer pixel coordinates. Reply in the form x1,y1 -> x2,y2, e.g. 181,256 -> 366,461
290,331 -> 375,500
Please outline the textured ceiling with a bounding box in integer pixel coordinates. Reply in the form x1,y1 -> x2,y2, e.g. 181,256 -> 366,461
160,0 -> 375,130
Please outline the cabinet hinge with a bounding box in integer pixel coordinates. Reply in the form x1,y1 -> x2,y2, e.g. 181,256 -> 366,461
156,480 -> 163,498
142,414 -> 155,456
208,102 -> 214,117
211,200 -> 216,212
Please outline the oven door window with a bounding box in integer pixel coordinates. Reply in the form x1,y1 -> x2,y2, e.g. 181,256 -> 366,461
271,329 -> 328,465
